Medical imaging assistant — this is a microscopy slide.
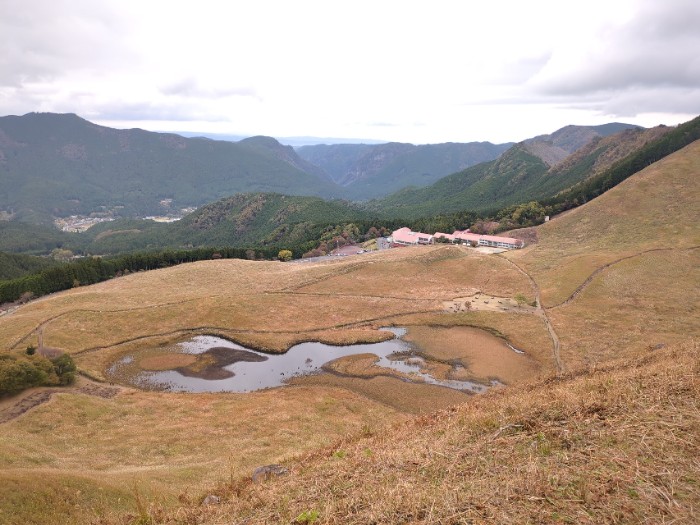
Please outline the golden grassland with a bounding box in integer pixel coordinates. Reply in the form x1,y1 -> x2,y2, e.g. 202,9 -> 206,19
0,244 -> 544,524
1,141 -> 699,523
161,341 -> 699,525
506,140 -> 700,306
403,326 -> 541,385
389,310 -> 556,375
549,248 -> 700,369
1,245 -> 532,362
0,384 -> 403,525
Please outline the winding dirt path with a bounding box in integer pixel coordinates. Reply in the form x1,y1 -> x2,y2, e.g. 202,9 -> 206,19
549,246 -> 699,309
0,376 -> 122,425
494,253 -> 564,374
494,245 -> 700,373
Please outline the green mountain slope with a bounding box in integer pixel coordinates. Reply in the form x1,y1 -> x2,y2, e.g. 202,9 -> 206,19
297,141 -> 512,199
69,193 -> 368,254
0,221 -> 71,254
0,113 -> 342,224
372,123 -> 677,219
373,144 -> 549,218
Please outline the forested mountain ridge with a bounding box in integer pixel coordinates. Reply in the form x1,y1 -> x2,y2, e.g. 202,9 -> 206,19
296,141 -> 512,199
0,113 -> 343,224
523,122 -> 642,166
0,251 -> 58,280
53,193 -> 369,255
371,123 -> 675,219
0,113 -> 648,228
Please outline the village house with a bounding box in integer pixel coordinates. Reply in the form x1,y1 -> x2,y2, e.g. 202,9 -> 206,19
390,227 -> 524,250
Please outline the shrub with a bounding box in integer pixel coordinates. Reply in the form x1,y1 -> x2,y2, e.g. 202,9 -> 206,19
51,354 -> 77,385
0,353 -> 76,396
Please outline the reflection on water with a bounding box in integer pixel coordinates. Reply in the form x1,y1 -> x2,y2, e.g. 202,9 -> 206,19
110,328 -> 495,394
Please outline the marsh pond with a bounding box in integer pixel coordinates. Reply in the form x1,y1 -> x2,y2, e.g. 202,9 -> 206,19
106,327 -> 534,394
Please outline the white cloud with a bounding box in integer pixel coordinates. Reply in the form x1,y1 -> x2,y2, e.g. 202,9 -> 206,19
0,0 -> 697,143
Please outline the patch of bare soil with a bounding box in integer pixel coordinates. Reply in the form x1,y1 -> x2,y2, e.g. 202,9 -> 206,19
176,347 -> 267,380
0,380 -> 120,424
504,226 -> 539,245
75,383 -> 120,398
444,293 -> 536,314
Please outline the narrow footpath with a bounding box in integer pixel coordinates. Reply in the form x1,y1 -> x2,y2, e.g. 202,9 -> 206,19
495,253 -> 564,374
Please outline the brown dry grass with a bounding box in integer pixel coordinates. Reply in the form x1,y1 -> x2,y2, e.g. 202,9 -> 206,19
507,140 -> 700,306
124,341 -> 699,525
0,244 -> 540,523
2,143 -> 698,524
388,311 -> 556,375
292,372 -> 473,415
0,384 -> 404,525
549,248 -> 700,369
1,245 -> 530,363
138,353 -> 197,371
404,326 -> 541,385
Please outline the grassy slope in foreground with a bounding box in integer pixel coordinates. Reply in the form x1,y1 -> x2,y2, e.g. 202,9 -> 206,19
136,341 -> 700,525
0,245 -> 549,524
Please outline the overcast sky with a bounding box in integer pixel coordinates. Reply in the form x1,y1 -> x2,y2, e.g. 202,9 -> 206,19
1,0 -> 698,144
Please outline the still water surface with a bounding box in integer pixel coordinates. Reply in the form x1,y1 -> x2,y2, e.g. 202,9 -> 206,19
109,328 -> 494,393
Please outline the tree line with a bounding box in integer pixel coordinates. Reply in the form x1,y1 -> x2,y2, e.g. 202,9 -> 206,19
0,246 -> 277,305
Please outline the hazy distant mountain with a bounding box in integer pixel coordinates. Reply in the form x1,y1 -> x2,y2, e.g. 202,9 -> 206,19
297,141 -> 512,199
237,136 -> 334,183
523,123 -> 642,167
173,131 -> 386,147
0,113 -> 343,224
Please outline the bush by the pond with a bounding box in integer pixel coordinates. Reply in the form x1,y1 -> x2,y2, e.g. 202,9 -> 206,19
0,353 -> 77,396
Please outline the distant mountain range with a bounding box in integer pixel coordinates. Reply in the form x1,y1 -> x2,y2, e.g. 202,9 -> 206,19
296,141 -> 513,199
371,123 -> 666,218
0,113 -> 512,223
3,113 -> 699,260
2,111 -> 690,244
0,113 -> 342,224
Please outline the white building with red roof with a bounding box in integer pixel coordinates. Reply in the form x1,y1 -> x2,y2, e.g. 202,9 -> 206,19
394,227 -> 524,250
390,227 -> 434,246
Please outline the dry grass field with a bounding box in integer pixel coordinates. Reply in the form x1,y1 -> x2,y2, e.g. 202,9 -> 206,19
0,244 -> 548,524
1,142 -> 699,524
177,341 -> 700,525
506,139 -> 700,307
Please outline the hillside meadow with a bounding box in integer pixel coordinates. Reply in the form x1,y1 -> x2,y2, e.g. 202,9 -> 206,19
1,141 -> 699,524
0,244 -> 553,524
506,139 -> 700,308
